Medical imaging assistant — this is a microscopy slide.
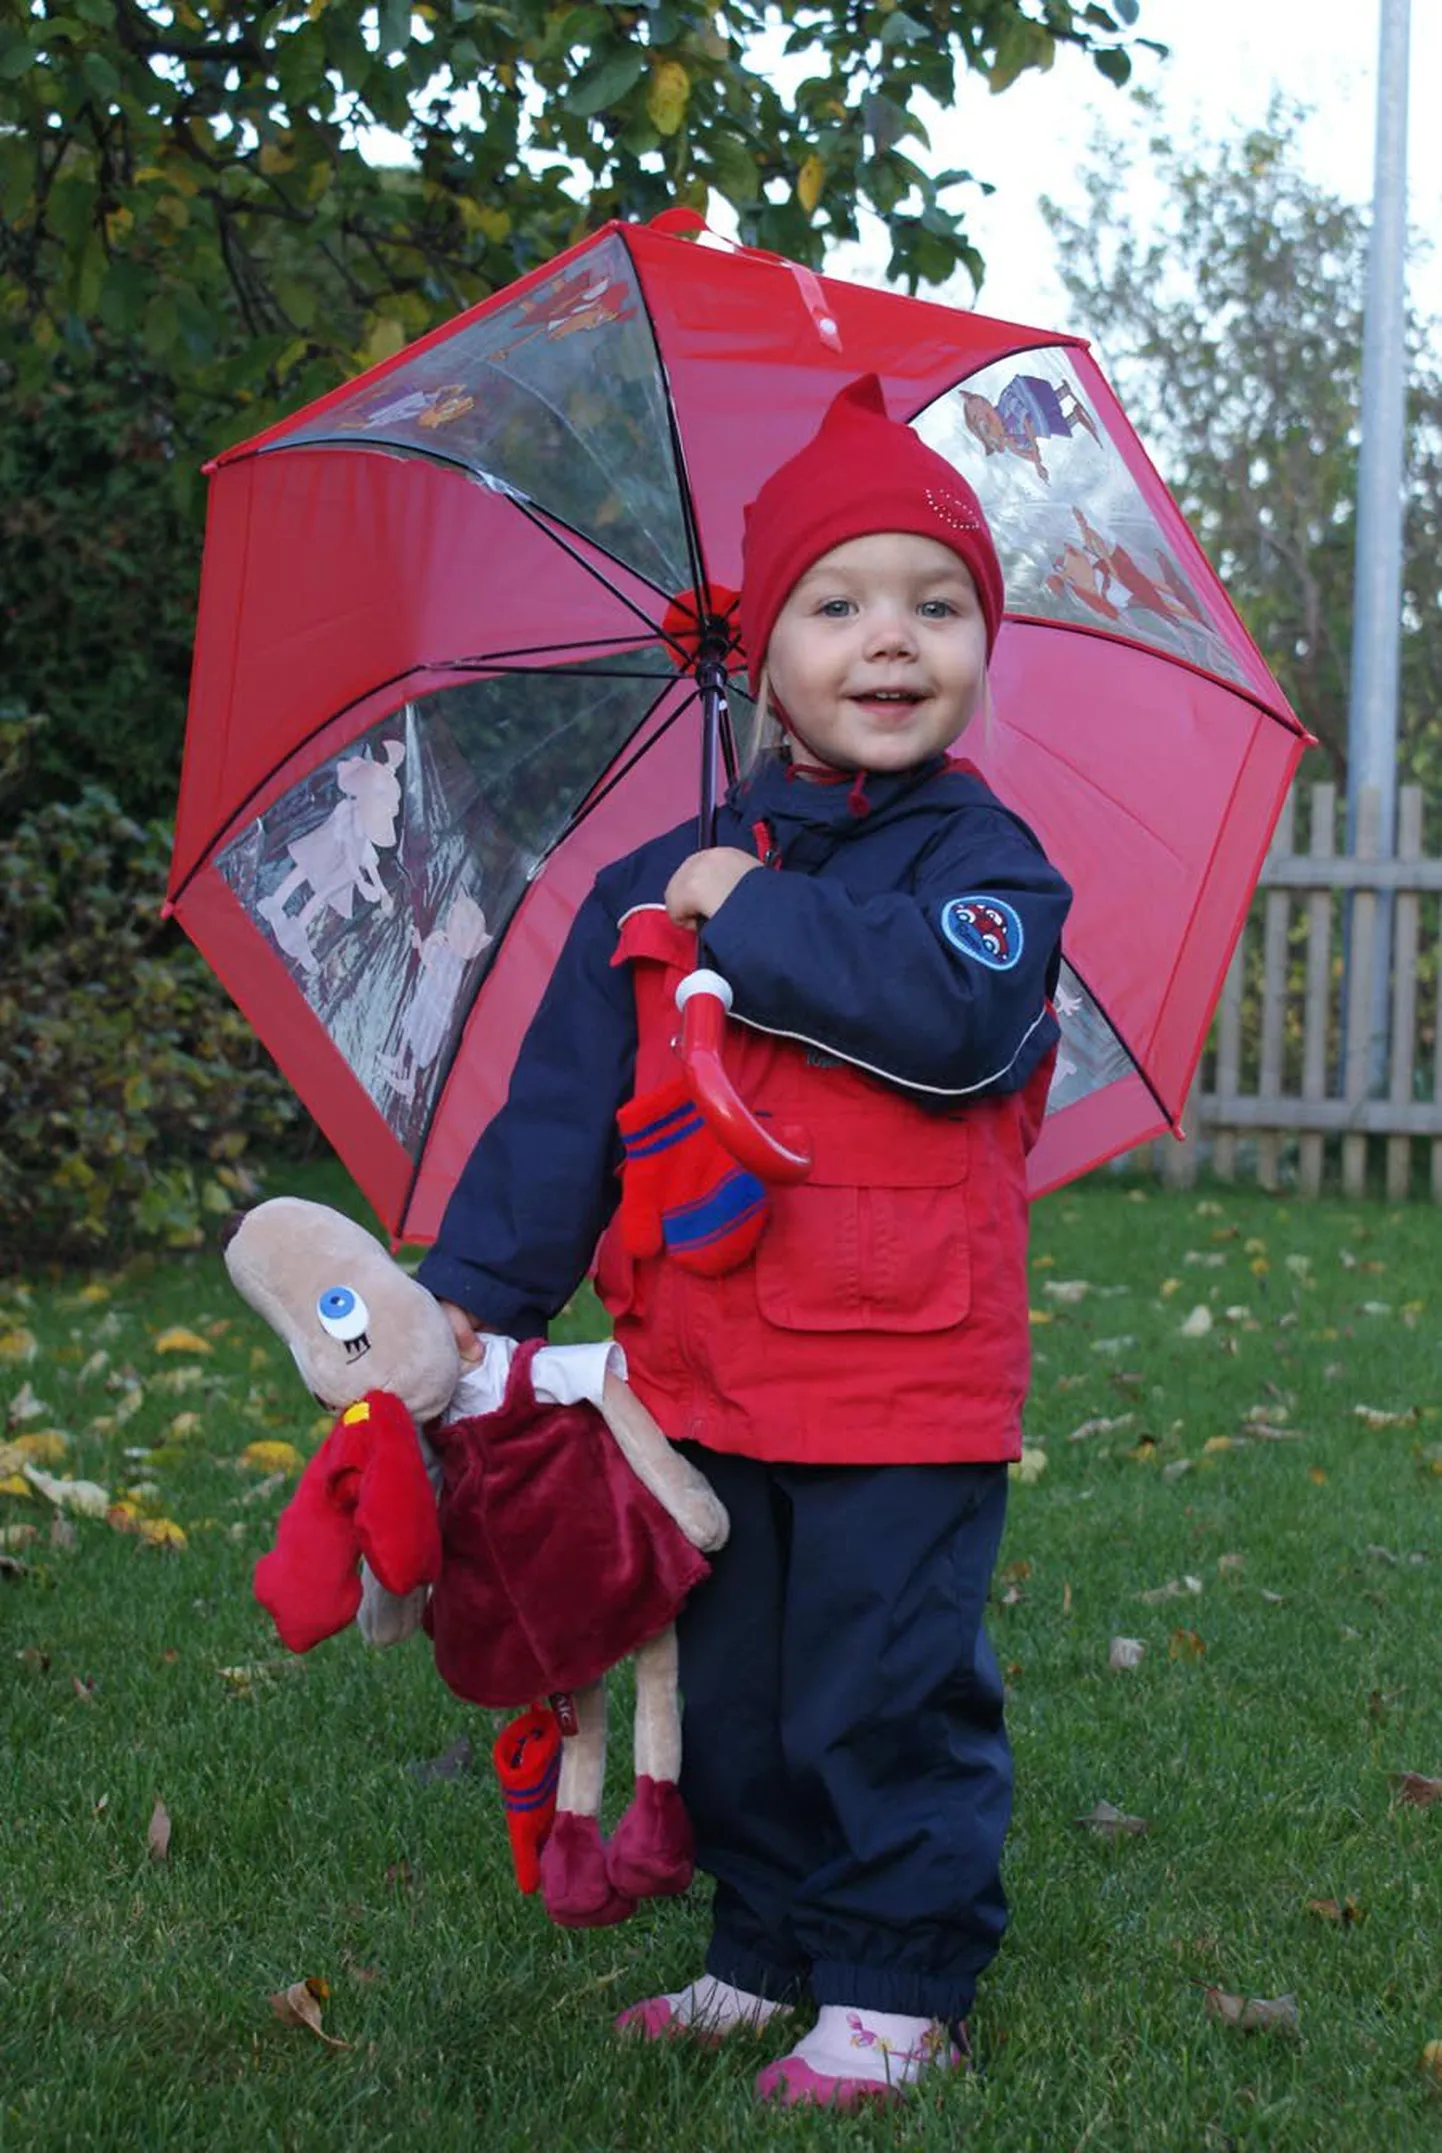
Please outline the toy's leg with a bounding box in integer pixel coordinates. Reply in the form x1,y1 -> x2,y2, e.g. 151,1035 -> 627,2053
606,1626 -> 693,1900
539,1681 -> 636,1928
599,1374 -> 729,1551
356,1563 -> 429,1648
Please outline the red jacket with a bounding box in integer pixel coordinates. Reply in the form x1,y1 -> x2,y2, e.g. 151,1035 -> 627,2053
593,907 -> 1053,1467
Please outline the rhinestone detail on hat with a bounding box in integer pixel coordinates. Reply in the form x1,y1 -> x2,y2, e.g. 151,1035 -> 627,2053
925,485 -> 986,533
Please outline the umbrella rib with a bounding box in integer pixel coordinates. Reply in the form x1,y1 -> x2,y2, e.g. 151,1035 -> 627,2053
260,434 -> 688,649
624,231 -> 708,607
562,688 -> 696,836
169,640 -> 699,908
1060,955 -> 1180,1134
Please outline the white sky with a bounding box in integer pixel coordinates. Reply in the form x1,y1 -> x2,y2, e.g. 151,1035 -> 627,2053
842,0 -> 1440,334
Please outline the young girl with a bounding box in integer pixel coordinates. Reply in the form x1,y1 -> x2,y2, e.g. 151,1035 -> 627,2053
416,375 -> 1073,2111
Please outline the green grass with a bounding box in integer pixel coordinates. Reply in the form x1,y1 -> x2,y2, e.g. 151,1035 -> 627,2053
3,1164 -> 1441,2151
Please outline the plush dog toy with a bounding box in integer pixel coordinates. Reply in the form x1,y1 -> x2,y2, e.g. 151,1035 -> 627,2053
222,1197 -> 728,1928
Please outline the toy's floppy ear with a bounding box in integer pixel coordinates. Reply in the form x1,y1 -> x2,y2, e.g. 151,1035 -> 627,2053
253,1393 -> 442,1653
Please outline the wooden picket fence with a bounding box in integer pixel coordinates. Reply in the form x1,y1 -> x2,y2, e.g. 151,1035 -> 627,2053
1142,781 -> 1442,1199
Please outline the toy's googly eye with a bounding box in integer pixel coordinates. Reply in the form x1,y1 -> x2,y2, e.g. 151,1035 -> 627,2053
316,1285 -> 370,1342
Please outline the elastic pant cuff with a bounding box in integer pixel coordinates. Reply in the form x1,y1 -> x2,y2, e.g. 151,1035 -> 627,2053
809,1958 -> 979,2021
704,1936 -> 811,2007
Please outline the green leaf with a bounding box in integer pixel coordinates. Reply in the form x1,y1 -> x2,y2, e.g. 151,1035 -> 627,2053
46,174 -> 97,253
707,132 -> 760,204
81,49 -> 120,101
557,5 -> 613,42
565,44 -> 648,117
377,0 -> 412,56
0,36 -> 36,82
0,136 -> 30,222
1093,47 -> 1131,85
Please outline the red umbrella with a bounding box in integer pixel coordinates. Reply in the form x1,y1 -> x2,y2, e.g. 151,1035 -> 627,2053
168,211 -> 1311,1242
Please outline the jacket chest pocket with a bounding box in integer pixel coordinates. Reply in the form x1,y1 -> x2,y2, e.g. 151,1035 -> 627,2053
754,1111 -> 970,1334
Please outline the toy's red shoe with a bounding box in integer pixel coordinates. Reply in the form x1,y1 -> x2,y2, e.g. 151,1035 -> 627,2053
605,1775 -> 693,1899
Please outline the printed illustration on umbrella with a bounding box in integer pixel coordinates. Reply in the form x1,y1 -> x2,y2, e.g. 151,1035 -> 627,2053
168,212 -> 1311,1243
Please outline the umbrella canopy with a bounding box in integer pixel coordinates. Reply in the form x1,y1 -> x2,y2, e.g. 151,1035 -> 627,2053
169,211 -> 1311,1242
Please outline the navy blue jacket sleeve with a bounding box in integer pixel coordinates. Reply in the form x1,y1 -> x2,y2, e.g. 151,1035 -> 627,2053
698,806 -> 1071,1097
413,886 -> 635,1336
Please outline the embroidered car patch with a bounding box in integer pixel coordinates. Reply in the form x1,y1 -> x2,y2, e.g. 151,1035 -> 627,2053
940,895 -> 1023,971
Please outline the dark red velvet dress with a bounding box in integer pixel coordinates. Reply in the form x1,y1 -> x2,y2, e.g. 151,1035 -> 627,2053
423,1338 -> 709,1705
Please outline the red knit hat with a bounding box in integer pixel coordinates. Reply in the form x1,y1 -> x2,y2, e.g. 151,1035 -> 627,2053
738,374 -> 1005,692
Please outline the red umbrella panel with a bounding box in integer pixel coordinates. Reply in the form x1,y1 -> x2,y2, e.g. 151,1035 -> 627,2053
169,215 -> 1312,1242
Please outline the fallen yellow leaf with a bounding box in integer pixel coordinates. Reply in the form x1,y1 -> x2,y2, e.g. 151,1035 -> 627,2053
137,1517 -> 187,1550
1008,1446 -> 1047,1485
242,1440 -> 303,1475
153,1328 -> 214,1356
0,1328 -> 38,1365
13,1431 -> 69,1465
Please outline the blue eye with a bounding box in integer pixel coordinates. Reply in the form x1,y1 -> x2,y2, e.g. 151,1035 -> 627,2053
316,1285 -> 370,1341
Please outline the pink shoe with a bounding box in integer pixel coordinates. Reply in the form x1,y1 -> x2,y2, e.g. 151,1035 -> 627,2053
615,1975 -> 790,2046
754,2009 -> 968,2109
754,2055 -> 901,2110
614,1995 -> 722,2048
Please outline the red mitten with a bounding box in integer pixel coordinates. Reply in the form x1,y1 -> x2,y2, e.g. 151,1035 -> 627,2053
347,1392 -> 443,1594
491,1704 -> 562,1893
616,1078 -> 768,1276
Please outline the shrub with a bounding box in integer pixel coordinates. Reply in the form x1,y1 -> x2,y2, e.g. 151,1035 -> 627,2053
0,724 -> 316,1271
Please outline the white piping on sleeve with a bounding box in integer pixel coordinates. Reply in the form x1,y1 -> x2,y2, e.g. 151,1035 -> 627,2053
616,902 -> 1051,1098
725,999 -> 1053,1099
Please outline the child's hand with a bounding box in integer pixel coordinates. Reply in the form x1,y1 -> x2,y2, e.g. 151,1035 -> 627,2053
436,1298 -> 487,1366
664,847 -> 761,929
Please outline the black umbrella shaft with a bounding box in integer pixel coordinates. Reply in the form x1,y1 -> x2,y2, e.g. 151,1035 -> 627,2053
697,648 -> 729,848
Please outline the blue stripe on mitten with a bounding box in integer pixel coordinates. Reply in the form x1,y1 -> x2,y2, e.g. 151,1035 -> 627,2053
617,1078 -> 769,1276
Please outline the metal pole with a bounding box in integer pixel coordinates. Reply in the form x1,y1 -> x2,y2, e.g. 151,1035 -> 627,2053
1345,0 -> 1410,1093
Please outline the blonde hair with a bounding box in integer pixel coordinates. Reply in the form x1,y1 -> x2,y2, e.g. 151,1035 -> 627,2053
743,666 -> 786,773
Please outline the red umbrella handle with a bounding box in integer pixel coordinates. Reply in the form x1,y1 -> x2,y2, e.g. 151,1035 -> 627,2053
674,972 -> 812,1185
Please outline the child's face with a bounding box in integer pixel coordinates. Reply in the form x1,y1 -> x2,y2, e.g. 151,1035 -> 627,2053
764,531 -> 988,774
